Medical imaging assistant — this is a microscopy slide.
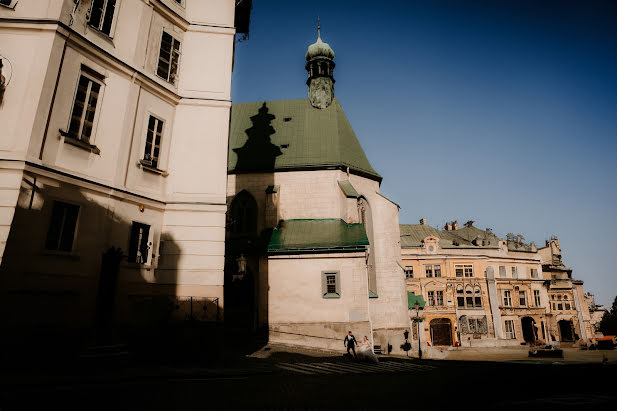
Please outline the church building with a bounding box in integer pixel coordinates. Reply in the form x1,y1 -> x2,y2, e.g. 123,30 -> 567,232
226,27 -> 411,352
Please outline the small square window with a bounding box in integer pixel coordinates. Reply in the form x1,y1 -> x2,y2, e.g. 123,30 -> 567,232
404,266 -> 414,279
322,271 -> 340,298
531,268 -> 538,279
499,266 -> 506,278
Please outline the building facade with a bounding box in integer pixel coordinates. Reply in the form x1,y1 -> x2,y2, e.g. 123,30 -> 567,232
402,220 -> 594,351
0,0 -> 249,346
225,28 -> 411,352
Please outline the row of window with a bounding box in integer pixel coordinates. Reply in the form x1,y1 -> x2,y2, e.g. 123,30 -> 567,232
68,66 -> 167,169
502,289 -> 542,307
405,264 -> 540,279
405,264 -> 473,278
45,200 -> 152,264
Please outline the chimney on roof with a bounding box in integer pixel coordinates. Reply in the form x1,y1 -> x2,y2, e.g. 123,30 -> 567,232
464,220 -> 474,228
452,221 -> 459,230
419,218 -> 427,225
444,222 -> 452,231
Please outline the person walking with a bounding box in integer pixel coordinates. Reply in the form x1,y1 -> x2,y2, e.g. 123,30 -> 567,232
344,331 -> 358,359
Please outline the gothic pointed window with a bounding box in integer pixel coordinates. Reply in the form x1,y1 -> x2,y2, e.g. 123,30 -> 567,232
229,190 -> 257,236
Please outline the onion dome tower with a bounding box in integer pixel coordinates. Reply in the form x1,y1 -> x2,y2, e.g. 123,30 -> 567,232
305,19 -> 335,109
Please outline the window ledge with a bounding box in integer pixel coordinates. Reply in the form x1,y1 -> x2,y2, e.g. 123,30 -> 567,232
323,293 -> 340,299
86,24 -> 116,46
137,160 -> 169,176
60,130 -> 101,155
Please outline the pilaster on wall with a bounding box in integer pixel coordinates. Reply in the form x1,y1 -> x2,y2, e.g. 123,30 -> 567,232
0,161 -> 24,268
486,267 -> 504,339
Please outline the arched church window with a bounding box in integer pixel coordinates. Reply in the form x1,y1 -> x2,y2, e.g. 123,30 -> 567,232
465,285 -> 474,308
229,190 -> 257,236
474,286 -> 482,307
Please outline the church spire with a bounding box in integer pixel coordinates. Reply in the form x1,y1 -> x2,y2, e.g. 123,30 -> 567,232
305,19 -> 335,109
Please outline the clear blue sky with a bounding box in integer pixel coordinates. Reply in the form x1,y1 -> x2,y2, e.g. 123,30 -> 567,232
231,0 -> 617,307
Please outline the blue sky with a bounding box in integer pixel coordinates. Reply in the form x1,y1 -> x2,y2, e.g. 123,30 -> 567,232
231,0 -> 617,306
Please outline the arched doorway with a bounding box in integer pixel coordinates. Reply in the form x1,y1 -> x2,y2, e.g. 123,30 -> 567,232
558,319 -> 575,342
430,318 -> 453,346
521,316 -> 536,344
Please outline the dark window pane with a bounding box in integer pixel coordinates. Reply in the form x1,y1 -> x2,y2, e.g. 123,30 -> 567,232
466,297 -> 473,307
101,0 -> 116,34
59,204 -> 79,251
45,202 -> 64,250
89,0 -> 104,29
457,297 -> 465,307
475,296 -> 482,307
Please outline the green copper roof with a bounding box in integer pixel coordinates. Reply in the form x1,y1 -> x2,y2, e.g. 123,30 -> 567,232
229,99 -> 381,181
408,292 -> 426,309
338,180 -> 359,198
268,219 -> 369,253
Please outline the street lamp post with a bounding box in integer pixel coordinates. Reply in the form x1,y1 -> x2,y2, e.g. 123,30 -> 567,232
414,301 -> 422,359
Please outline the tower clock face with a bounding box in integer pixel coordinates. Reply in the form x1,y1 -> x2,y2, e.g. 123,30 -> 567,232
309,77 -> 333,109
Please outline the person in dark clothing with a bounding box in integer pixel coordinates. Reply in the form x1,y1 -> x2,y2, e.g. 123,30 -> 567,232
344,331 -> 358,358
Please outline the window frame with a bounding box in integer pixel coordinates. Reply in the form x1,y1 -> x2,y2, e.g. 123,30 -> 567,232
322,271 -> 341,299
128,221 -> 153,265
534,290 -> 541,307
519,290 -> 527,307
503,290 -> 512,307
455,264 -> 473,278
44,200 -> 81,253
504,320 -> 516,339
404,266 -> 414,279
499,265 -> 506,278
156,28 -> 182,85
87,0 -> 120,38
511,266 -> 518,279
531,268 -> 538,279
424,264 -> 441,278
66,67 -> 105,144
141,113 -> 165,170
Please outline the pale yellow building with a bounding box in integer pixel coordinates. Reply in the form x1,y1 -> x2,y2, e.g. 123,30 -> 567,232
402,219 -> 594,352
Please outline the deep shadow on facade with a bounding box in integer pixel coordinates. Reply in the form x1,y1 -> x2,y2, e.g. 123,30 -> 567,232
0,0 -> 251,362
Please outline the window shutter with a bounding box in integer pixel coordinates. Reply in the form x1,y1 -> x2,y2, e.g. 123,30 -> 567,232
335,272 -> 341,296
321,272 -> 327,297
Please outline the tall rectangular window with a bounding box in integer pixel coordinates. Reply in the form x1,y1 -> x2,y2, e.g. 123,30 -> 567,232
427,291 -> 435,305
499,266 -> 506,278
322,271 -> 340,298
455,264 -> 473,277
503,290 -> 512,307
68,70 -> 103,142
531,268 -> 538,279
433,265 -> 442,277
143,115 -> 164,168
128,222 -> 151,264
519,291 -> 527,307
435,290 -> 444,306
425,265 -> 433,277
504,320 -> 516,339
404,266 -> 414,279
511,266 -> 518,279
157,31 -> 181,84
534,290 -> 541,307
88,0 -> 117,36
45,201 -> 80,252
